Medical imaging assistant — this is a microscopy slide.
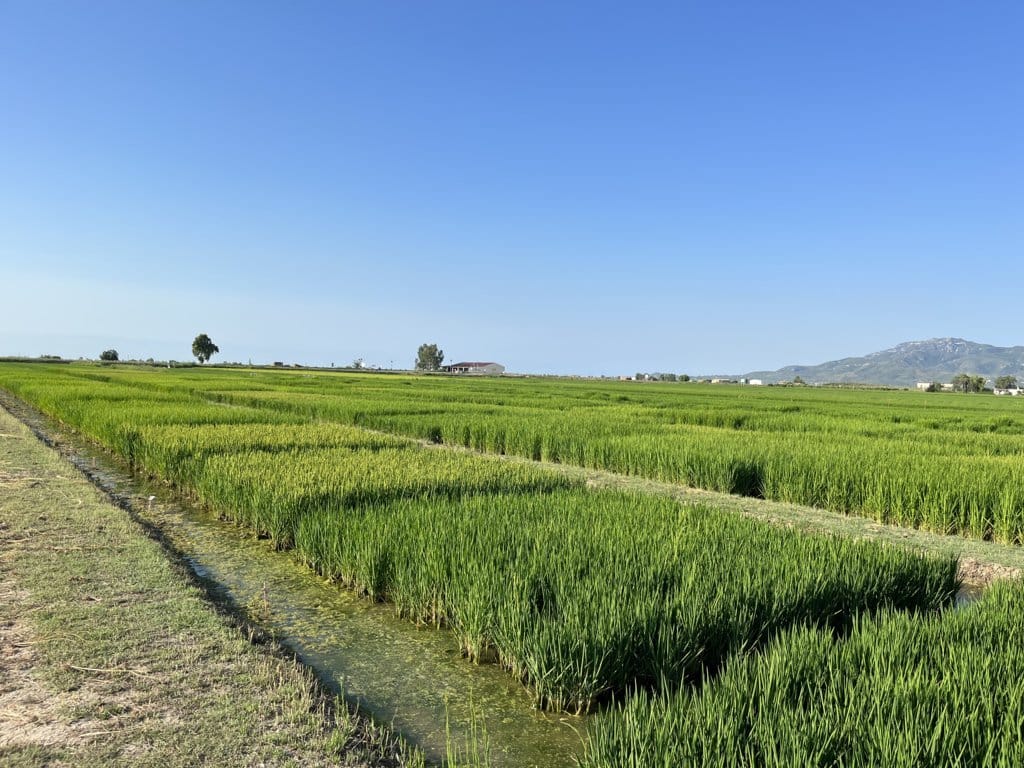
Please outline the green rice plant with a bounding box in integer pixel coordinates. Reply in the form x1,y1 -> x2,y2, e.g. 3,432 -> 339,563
193,446 -> 576,548
294,490 -> 957,713
581,582 -> 1024,767
445,695 -> 492,768
133,422 -> 411,485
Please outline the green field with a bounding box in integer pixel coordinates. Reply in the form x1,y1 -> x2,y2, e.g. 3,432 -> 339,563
4,362 -> 1024,764
18,363 -> 1024,540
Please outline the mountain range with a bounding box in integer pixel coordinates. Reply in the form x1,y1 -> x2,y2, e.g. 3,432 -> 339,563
742,338 -> 1024,388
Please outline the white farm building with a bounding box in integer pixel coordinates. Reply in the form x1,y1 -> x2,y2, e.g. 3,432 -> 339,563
447,361 -> 505,375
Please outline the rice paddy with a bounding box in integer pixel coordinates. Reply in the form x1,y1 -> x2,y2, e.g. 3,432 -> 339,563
581,582 -> 1024,767
29,363 -> 1024,542
4,362 -> 1024,764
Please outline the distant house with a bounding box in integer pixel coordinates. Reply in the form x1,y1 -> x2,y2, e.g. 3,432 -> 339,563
994,387 -> 1023,396
741,378 -> 764,386
447,361 -> 505,375
916,382 -> 932,391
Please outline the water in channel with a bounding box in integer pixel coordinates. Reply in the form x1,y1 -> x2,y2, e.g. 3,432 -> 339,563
20,408 -> 585,767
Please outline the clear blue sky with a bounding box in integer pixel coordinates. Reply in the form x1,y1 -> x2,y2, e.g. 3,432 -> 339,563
2,2 -> 1021,375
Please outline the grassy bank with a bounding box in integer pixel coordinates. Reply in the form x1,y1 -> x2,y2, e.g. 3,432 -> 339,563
0,406 -> 419,767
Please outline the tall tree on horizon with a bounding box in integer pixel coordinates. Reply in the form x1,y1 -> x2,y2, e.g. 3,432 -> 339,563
192,334 -> 219,364
415,343 -> 444,371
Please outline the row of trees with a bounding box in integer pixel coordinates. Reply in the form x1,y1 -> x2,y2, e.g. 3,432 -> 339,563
924,374 -> 1019,393
98,334 -> 219,365
635,372 -> 691,382
950,374 -> 987,393
97,339 -> 451,371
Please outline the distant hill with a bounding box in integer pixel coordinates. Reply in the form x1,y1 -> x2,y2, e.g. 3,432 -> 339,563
743,338 -> 1024,388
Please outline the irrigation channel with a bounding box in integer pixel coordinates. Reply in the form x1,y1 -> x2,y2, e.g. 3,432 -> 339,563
3,397 -> 585,767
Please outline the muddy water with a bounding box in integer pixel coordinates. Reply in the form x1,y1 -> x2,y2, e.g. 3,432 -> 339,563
956,582 -> 985,606
17,412 -> 584,767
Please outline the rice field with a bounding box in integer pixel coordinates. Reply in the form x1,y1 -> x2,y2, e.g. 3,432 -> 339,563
0,364 -> 958,714
581,582 -> 1024,767
293,490 -> 952,713
6,362 -> 1024,764
34,362 -> 1024,542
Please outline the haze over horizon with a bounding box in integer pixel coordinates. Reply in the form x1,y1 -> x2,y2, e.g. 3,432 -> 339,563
2,3 -> 1022,376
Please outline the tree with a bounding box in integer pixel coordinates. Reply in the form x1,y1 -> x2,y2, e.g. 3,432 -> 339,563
415,343 -> 444,371
351,358 -> 365,369
679,374 -> 691,382
951,373 -> 985,393
793,375 -> 806,386
996,375 -> 1019,390
99,349 -> 119,361
192,333 -> 219,364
